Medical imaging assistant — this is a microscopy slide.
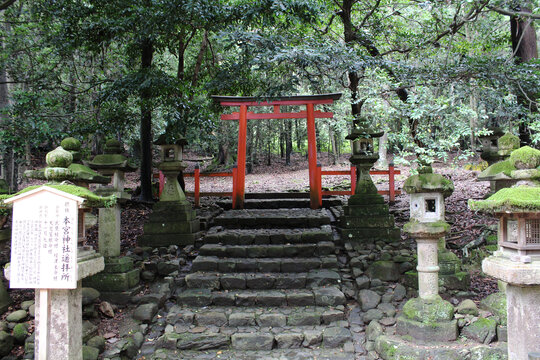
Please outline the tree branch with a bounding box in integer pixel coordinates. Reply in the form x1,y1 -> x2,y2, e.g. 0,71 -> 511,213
0,0 -> 16,11
489,6 -> 540,20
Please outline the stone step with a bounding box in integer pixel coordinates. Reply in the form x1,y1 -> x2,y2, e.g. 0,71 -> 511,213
191,255 -> 338,273
204,226 -> 333,245
213,209 -> 331,229
216,198 -> 343,210
176,286 -> 346,307
146,347 -> 354,359
185,270 -> 341,290
164,305 -> 347,328
199,241 -> 335,258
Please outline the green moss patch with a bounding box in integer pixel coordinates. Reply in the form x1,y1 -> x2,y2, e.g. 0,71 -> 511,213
60,137 -> 81,151
509,146 -> 540,169
497,132 -> 519,150
0,184 -> 116,208
403,173 -> 453,196
478,160 -> 516,179
468,186 -> 540,212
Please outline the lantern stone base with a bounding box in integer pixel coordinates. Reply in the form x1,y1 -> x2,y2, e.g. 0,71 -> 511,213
340,195 -> 400,245
138,201 -> 201,247
483,256 -> 540,359
83,256 -> 140,304
396,297 -> 458,342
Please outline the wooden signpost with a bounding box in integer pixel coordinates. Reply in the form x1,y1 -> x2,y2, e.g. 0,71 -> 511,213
4,186 -> 103,360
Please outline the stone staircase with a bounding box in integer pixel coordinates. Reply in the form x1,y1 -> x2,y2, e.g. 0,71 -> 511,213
144,205 -> 355,359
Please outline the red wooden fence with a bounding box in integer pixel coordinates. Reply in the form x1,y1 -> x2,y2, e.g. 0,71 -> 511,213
155,164 -> 400,207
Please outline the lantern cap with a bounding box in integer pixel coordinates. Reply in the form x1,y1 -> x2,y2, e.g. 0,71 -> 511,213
478,159 -> 515,181
154,133 -> 188,146
468,186 -> 540,213
403,173 -> 454,197
345,120 -> 384,140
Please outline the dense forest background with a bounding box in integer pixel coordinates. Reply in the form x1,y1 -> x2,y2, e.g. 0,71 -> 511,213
0,0 -> 538,200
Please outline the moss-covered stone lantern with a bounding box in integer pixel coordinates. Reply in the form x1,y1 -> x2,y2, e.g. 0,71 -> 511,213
396,171 -> 458,342
138,134 -> 200,247
478,127 -> 505,165
469,158 -> 540,359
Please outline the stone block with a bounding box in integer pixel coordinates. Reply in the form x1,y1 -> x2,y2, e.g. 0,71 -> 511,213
366,261 -> 401,281
227,246 -> 246,258
306,270 -> 340,288
314,287 -> 346,306
235,292 -> 257,306
236,259 -> 258,272
231,333 -> 274,350
103,257 -> 134,273
302,330 -> 323,348
341,216 -> 395,228
257,291 -> 287,306
257,313 -> 286,327
83,268 -> 140,292
246,245 -> 267,258
176,333 -> 230,350
257,259 -> 281,273
358,289 -> 381,311
228,312 -> 256,327
185,273 -> 220,290
212,292 -> 235,306
496,325 -> 507,342
461,318 -> 497,344
220,274 -> 246,290
287,290 -> 315,306
322,327 -> 352,348
287,311 -> 321,326
191,256 -> 218,272
396,316 -> 458,342
266,245 -> 284,257
195,312 -> 227,327
275,333 -> 303,349
275,274 -> 306,289
246,274 -> 275,289
176,289 -> 212,306
133,303 -> 158,323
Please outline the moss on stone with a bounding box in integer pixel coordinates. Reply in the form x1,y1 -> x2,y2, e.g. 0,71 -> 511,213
88,154 -> 126,166
2,184 -> 116,208
478,160 -> 516,179
509,146 -> 540,169
468,186 -> 540,212
45,146 -> 72,168
60,137 -> 81,151
403,173 -> 454,197
403,220 -> 450,235
497,132 -> 519,150
402,297 -> 454,323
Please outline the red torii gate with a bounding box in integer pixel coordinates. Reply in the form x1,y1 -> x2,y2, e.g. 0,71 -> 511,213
212,93 -> 342,210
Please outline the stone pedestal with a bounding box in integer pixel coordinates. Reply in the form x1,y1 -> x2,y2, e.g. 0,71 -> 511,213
341,156 -> 400,247
139,160 -> 200,247
483,256 -> 540,360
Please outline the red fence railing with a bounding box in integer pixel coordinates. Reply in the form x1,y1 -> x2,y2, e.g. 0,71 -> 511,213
154,163 -> 400,207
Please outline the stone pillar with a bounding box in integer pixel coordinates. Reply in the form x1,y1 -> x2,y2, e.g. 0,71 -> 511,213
416,236 -> 439,299
482,257 -> 540,360
98,205 -> 121,258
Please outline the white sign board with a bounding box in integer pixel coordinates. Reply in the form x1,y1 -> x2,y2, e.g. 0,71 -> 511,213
5,186 -> 83,289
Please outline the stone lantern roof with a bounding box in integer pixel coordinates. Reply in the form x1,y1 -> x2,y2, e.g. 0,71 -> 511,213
85,139 -> 137,172
154,133 -> 188,146
468,186 -> 540,213
403,173 -> 454,198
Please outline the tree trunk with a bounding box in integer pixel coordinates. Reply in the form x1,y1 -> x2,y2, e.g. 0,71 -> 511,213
329,124 -> 337,165
295,119 -> 302,151
138,35 -> 154,202
279,120 -> 285,158
285,120 -> 292,166
510,5 -> 538,145
247,122 -> 254,174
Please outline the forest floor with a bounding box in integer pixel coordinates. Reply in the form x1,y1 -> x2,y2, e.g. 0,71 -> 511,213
5,151 -> 500,358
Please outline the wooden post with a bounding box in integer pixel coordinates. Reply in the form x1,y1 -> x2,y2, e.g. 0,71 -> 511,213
389,162 -> 395,203
235,105 -> 248,209
350,165 -> 357,194
38,289 -> 49,360
306,103 -> 319,209
317,163 -> 322,208
194,165 -> 200,208
232,165 -> 238,209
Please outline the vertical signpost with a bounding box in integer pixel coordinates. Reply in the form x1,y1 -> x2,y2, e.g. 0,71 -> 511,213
4,186 -> 91,360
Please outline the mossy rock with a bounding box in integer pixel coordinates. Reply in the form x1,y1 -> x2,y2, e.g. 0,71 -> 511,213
462,317 -> 497,344
480,292 -> 507,326
12,323 -> 29,344
478,160 -> 516,179
60,137 -> 81,151
402,296 -> 454,323
67,163 -> 110,184
497,132 -> 520,151
509,146 -> 540,169
403,173 -> 454,197
88,154 -> 126,166
468,186 -> 540,212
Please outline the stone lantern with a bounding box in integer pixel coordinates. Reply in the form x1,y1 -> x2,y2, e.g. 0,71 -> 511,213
138,134 -> 200,247
84,140 -> 140,303
396,170 -> 458,342
340,119 -> 401,279
469,145 -> 540,360
479,127 -> 504,166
